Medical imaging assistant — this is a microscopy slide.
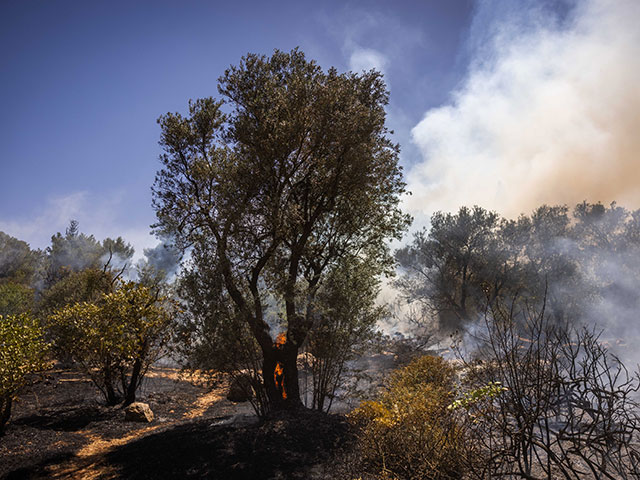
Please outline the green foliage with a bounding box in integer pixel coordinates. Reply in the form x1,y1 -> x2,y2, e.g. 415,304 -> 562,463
45,220 -> 133,288
38,268 -> 113,315
0,282 -> 35,316
153,48 -> 410,410
49,281 -> 175,405
174,248 -> 267,414
396,201 -> 640,333
348,355 -> 467,480
306,257 -> 385,412
0,314 -> 48,433
0,231 -> 41,286
448,381 -> 506,411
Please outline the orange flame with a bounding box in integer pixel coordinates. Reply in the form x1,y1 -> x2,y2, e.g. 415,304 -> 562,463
275,333 -> 286,347
273,332 -> 287,399
273,333 -> 287,399
274,362 -> 287,399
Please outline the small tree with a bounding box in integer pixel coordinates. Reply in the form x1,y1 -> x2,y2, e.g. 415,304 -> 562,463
304,257 -> 384,412
0,314 -> 48,435
175,249 -> 268,415
456,293 -> 640,479
49,281 -> 175,405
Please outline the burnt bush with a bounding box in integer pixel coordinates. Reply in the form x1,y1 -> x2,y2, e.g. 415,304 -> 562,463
454,295 -> 640,479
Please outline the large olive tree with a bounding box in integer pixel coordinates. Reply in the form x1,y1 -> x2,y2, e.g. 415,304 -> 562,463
153,48 -> 409,411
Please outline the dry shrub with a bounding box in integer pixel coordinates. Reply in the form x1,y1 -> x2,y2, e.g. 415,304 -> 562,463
347,355 -> 467,480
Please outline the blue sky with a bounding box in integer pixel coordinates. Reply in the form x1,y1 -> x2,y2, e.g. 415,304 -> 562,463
1,0 -> 638,258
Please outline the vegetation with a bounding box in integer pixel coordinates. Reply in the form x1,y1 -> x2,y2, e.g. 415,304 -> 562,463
396,201 -> 640,333
49,281 -> 175,405
0,313 -> 48,435
348,355 -> 467,480
2,46 -> 640,480
153,48 -> 410,412
0,232 -> 42,286
0,282 -> 34,317
454,295 -> 640,479
304,257 -> 385,412
44,220 -> 133,289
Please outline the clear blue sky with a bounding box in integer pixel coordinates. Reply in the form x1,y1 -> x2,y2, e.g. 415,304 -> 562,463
3,0 -> 611,258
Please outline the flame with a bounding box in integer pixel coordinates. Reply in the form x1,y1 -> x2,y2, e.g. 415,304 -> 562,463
274,362 -> 287,399
273,333 -> 287,400
275,333 -> 286,348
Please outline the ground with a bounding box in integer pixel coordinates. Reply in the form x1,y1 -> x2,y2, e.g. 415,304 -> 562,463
0,367 -> 353,480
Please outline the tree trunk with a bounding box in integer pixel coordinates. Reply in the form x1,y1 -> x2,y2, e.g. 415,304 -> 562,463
123,357 -> 143,407
262,343 -> 303,412
123,340 -> 148,407
0,396 -> 12,435
104,364 -> 120,406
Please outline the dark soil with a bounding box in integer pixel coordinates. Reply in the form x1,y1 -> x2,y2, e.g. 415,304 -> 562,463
103,409 -> 352,479
0,367 -> 354,480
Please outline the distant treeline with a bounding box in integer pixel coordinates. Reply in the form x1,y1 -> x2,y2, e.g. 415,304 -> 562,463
396,201 -> 640,337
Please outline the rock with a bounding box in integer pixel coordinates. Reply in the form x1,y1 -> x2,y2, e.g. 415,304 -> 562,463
124,402 -> 154,422
227,374 -> 253,402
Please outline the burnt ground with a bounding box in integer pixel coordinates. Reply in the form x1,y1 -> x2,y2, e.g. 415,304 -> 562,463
0,367 -> 354,480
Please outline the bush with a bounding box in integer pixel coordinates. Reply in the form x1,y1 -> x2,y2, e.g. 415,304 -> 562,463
455,297 -> 640,479
49,281 -> 175,405
348,355 -> 467,480
0,313 -> 48,434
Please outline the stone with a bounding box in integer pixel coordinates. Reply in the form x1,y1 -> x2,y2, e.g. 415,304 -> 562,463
227,374 -> 253,402
125,402 -> 154,422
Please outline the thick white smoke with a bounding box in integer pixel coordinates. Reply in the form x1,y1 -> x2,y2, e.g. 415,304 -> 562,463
407,0 -> 640,219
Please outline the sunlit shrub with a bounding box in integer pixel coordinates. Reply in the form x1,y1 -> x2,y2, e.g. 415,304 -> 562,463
49,281 -> 176,405
0,313 -> 48,434
348,355 -> 467,480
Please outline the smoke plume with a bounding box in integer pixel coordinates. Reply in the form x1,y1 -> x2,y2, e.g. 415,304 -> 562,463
406,0 -> 640,219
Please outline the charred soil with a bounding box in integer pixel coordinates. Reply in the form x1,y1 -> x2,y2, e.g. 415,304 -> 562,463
0,367 -> 353,479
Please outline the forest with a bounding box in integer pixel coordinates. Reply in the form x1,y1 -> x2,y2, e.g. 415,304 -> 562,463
1,49 -> 640,480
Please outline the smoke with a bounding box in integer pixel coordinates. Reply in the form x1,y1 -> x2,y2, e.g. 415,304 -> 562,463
137,237 -> 182,282
406,0 -> 640,219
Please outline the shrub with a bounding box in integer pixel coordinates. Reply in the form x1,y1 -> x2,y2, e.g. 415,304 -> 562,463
49,281 -> 175,405
0,313 -> 48,434
455,296 -> 640,479
348,355 -> 467,480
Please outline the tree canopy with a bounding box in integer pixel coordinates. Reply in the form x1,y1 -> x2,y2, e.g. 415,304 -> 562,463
0,232 -> 41,286
45,220 -> 133,289
49,281 -> 175,405
153,48 -> 410,411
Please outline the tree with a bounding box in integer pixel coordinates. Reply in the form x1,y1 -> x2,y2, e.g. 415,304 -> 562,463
456,293 -> 640,479
0,231 -> 42,286
45,220 -> 133,288
395,206 -> 503,331
49,281 -> 175,405
0,282 -> 35,316
153,48 -> 410,411
38,267 -> 115,316
0,313 -> 48,435
305,256 -> 385,412
394,202 -> 640,336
